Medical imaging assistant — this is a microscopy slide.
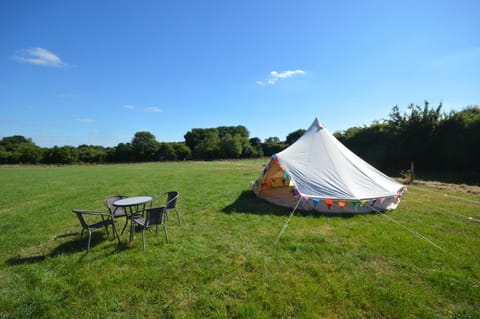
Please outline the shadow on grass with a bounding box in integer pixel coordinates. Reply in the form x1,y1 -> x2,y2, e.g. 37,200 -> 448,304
222,190 -> 370,218
5,232 -> 120,266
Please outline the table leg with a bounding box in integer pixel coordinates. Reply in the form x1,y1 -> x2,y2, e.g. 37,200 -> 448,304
129,206 -> 135,243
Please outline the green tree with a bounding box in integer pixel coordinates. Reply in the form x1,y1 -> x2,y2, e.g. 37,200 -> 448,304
0,135 -> 34,151
16,143 -> 44,163
195,130 -> 220,160
219,134 -> 243,158
156,143 -> 176,161
265,137 -> 280,144
0,135 -> 43,164
111,143 -> 135,162
43,146 -> 79,164
433,106 -> 480,171
261,137 -> 287,157
0,145 -> 8,164
217,125 -> 249,139
172,143 -> 192,160
249,137 -> 261,147
185,126 -> 250,160
78,145 -> 107,163
132,131 -> 159,162
286,129 -> 306,145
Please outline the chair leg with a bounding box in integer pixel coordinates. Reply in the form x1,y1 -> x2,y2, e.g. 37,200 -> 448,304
87,230 -> 92,251
175,209 -> 181,224
163,224 -> 169,243
111,221 -> 121,247
120,217 -> 129,235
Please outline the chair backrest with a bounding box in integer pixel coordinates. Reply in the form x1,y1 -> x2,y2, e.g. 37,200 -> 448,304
72,210 -> 88,229
104,195 -> 127,214
145,206 -> 167,227
165,191 -> 178,209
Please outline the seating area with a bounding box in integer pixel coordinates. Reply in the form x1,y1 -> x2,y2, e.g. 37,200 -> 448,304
72,191 -> 179,252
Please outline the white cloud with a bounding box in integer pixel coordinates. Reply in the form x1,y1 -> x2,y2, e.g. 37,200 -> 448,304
123,104 -> 163,112
77,118 -> 96,123
13,47 -> 67,67
145,107 -> 163,113
257,69 -> 305,86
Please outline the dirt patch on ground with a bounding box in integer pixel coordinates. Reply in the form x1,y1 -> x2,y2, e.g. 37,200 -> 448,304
400,179 -> 480,195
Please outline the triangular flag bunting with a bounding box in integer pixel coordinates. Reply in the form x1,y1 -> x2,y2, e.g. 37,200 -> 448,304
325,199 -> 333,209
352,200 -> 360,211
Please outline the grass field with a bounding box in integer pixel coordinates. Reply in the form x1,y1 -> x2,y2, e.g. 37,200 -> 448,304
0,160 -> 479,318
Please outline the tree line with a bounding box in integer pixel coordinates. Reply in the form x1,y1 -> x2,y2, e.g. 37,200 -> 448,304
335,102 -> 480,173
0,125 -> 304,164
1,102 -> 479,175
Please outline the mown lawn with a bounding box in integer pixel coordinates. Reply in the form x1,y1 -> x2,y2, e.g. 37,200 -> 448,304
0,160 -> 479,318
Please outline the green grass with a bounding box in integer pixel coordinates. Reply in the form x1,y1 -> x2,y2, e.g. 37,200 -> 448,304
0,160 -> 479,318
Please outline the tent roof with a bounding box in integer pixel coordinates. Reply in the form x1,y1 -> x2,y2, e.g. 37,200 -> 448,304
276,118 -> 403,199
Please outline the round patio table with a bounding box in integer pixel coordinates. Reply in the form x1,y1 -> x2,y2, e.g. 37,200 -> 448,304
113,196 -> 153,243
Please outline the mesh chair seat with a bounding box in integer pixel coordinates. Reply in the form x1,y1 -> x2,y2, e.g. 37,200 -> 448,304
133,206 -> 168,251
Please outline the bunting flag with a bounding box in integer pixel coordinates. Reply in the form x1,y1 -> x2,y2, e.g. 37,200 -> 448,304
324,199 -> 333,209
301,196 -> 309,205
292,188 -> 300,196
282,171 -> 289,179
279,165 -> 286,172
300,197 -> 400,211
352,200 -> 360,211
272,154 -> 279,164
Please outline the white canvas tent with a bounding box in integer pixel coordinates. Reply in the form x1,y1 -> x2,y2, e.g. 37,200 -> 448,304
252,118 -> 405,213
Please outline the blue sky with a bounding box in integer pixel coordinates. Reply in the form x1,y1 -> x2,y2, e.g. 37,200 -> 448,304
1,0 -> 479,147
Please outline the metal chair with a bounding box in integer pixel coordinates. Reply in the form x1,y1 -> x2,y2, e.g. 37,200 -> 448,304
72,209 -> 120,251
132,206 -> 169,251
104,195 -> 129,234
163,191 -> 180,224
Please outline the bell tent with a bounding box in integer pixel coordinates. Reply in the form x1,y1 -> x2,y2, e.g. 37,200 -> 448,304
252,118 -> 405,213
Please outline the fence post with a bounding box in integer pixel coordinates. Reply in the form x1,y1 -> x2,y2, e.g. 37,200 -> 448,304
410,161 -> 415,183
